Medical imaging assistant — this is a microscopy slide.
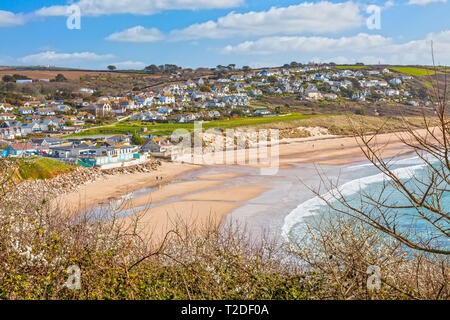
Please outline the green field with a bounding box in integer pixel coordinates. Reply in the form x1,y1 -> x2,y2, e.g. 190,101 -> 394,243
390,67 -> 435,76
69,113 -> 325,137
18,158 -> 76,180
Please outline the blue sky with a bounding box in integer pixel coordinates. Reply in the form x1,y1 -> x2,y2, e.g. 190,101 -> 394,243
0,0 -> 449,69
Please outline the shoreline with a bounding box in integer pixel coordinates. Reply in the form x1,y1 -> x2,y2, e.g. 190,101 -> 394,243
54,129 -> 416,241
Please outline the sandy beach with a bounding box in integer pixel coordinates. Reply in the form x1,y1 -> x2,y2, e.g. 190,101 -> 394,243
122,201 -> 241,243
57,129 -> 416,241
52,162 -> 200,215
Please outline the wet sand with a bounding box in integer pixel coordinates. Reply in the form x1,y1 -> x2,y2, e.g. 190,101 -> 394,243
52,162 -> 200,215
122,201 -> 240,243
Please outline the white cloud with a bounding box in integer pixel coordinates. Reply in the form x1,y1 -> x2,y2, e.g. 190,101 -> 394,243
223,33 -> 392,55
222,30 -> 450,65
111,60 -> 146,69
35,0 -> 244,16
106,26 -> 164,42
34,6 -> 70,17
19,51 -> 114,66
408,0 -> 446,5
0,10 -> 26,27
383,1 -> 395,9
170,1 -> 363,41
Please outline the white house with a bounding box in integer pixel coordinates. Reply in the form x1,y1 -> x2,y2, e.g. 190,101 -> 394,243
0,104 -> 14,112
0,113 -> 16,121
159,95 -> 176,104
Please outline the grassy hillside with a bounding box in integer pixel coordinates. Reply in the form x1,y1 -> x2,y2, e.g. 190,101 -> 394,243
17,158 -> 76,180
69,113 -> 325,137
390,67 -> 435,76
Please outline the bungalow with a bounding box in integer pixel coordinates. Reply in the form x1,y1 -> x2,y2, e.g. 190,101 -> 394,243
120,100 -> 137,110
24,101 -> 42,107
391,78 -> 402,85
107,135 -> 130,144
81,103 -> 112,117
21,122 -> 43,134
78,88 -> 94,94
19,107 -> 34,115
7,143 -> 36,157
36,107 -> 57,116
0,127 -> 23,139
16,79 -> 32,84
0,103 -> 14,112
260,70 -> 276,77
63,115 -> 78,122
0,113 -> 16,121
323,93 -> 338,100
208,110 -> 221,118
31,138 -> 68,148
157,107 -> 172,115
0,121 -> 22,128
24,115 -> 41,121
40,119 -> 63,130
186,80 -> 197,88
305,85 -> 323,100
72,120 -> 85,126
254,109 -> 271,116
111,104 -> 127,114
352,93 -> 366,102
141,139 -> 172,158
385,89 -> 400,96
78,145 -> 140,167
160,95 -> 176,104
55,104 -> 71,112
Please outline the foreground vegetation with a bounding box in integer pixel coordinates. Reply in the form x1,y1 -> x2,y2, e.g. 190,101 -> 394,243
0,153 -> 447,300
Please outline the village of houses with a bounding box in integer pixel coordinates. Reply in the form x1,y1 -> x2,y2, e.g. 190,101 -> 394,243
0,64 -> 427,168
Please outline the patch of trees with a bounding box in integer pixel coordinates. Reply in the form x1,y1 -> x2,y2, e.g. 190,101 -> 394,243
52,74 -> 67,82
340,87 -> 354,99
144,64 -> 182,74
216,64 -> 236,72
2,74 -> 31,82
199,85 -> 212,93
267,75 -> 278,83
131,134 -> 145,145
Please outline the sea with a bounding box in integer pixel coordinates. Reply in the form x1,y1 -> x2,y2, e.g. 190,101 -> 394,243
281,155 -> 450,251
